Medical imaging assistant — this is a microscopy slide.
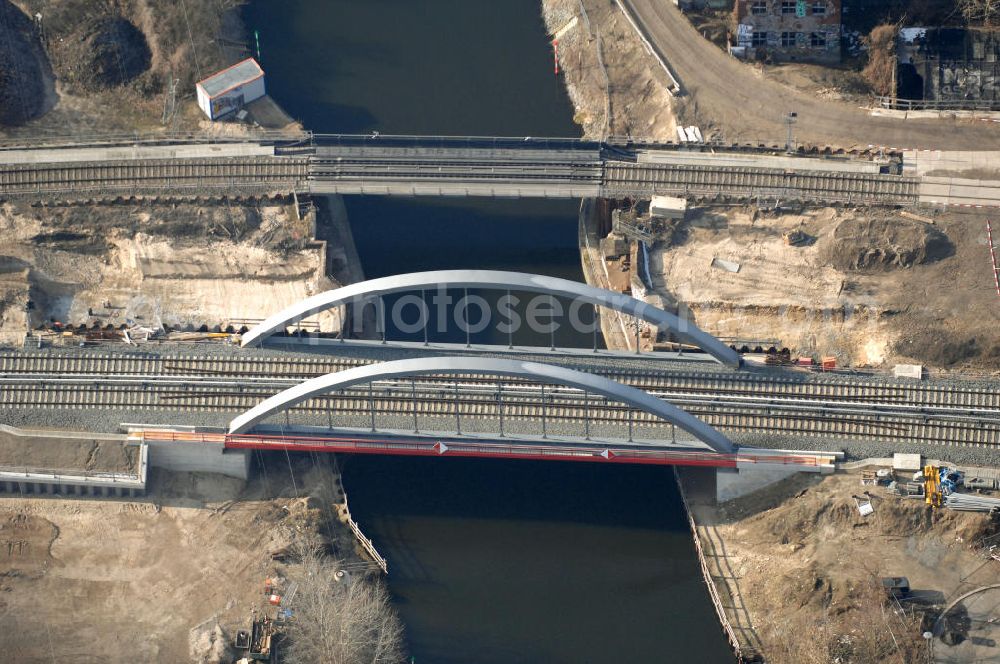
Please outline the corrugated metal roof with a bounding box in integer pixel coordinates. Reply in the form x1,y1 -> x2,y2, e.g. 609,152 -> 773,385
197,58 -> 264,98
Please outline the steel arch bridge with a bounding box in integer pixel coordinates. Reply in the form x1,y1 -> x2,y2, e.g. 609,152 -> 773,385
239,270 -> 741,367
227,357 -> 736,454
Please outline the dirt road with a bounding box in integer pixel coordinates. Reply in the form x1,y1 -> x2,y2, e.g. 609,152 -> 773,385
623,0 -> 1000,150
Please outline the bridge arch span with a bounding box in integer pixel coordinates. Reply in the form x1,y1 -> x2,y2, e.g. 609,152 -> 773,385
227,356 -> 736,454
240,270 -> 740,367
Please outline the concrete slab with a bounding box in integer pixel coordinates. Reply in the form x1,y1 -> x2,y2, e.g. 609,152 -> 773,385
903,150 -> 1000,176
919,175 -> 1000,207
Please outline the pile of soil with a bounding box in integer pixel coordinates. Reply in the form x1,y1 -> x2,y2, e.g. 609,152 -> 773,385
821,217 -> 953,271
894,326 -> 990,367
57,17 -> 151,91
0,1 -> 53,125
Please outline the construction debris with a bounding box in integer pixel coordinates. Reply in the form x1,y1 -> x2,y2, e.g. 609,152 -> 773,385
854,495 -> 875,516
710,257 -> 741,273
782,229 -> 811,246
899,210 -> 936,225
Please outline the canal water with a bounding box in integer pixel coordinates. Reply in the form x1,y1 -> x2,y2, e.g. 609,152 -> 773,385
244,1 -> 733,661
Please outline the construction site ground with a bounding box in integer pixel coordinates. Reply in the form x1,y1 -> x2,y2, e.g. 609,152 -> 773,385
680,469 -> 1000,664
648,204 -> 1000,371
0,200 -> 346,346
0,457 -> 367,663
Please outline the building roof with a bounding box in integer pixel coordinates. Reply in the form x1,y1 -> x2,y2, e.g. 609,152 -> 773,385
197,58 -> 264,98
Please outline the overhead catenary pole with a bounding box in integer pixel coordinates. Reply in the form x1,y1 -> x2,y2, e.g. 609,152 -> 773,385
411,379 -> 419,433
988,219 -> 1000,297
498,381 -> 505,437
454,380 -> 462,434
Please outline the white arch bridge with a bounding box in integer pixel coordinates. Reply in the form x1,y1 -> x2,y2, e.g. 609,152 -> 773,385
212,356 -> 837,469
239,270 -> 742,367
218,272 -> 842,468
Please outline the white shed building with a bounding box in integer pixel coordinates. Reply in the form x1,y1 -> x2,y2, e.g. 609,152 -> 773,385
196,58 -> 266,121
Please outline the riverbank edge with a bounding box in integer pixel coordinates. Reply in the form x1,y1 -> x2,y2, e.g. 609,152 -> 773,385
576,199 -> 747,662
675,468 -> 759,663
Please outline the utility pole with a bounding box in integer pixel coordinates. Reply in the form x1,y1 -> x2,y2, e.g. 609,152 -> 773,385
784,111 -> 798,153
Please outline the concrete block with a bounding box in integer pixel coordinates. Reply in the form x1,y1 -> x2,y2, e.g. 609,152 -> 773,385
146,438 -> 250,480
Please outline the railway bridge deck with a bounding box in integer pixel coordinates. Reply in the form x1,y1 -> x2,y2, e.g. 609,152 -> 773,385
1,342 -> 997,454
0,134 -> 930,205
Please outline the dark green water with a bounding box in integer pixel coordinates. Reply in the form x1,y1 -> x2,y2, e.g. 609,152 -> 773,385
243,1 -> 733,661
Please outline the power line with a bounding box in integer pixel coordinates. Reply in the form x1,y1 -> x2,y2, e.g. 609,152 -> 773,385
179,0 -> 203,81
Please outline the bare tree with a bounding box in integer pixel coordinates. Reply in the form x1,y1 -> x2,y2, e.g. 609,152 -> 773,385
283,537 -> 405,664
959,0 -> 1000,25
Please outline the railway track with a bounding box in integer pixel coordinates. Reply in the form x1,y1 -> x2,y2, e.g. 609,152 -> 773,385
0,377 -> 997,448
602,161 -> 920,204
3,353 -> 999,408
0,138 -> 914,205
0,157 -> 309,198
1,352 -> 998,448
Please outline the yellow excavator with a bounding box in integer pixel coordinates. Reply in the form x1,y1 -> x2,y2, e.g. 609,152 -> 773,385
924,465 -> 942,507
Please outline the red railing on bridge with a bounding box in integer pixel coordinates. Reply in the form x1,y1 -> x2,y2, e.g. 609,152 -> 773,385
135,430 -> 832,469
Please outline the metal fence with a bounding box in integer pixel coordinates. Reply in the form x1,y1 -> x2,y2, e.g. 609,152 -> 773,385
674,467 -> 756,663
874,96 -> 1000,112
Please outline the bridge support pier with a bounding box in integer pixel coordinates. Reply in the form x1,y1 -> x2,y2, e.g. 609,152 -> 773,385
715,466 -> 804,502
145,437 -> 251,480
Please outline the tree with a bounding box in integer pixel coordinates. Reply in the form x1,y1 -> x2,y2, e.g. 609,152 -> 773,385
283,537 -> 405,664
959,0 -> 1000,25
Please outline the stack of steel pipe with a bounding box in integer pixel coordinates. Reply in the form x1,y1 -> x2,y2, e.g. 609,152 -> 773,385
944,493 -> 1000,512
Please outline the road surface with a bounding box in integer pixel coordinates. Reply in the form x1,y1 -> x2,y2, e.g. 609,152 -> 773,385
623,0 -> 1000,150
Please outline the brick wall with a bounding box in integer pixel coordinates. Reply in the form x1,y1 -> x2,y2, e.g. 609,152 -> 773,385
733,0 -> 841,64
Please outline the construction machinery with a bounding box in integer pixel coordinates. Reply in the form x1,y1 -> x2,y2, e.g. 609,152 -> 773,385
924,465 -> 942,507
233,610 -> 278,663
234,578 -> 300,662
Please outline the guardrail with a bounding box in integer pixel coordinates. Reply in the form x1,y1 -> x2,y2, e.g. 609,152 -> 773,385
874,96 -> 1000,112
342,503 -> 388,574
614,0 -> 682,95
313,133 -> 603,151
328,454 -> 389,574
